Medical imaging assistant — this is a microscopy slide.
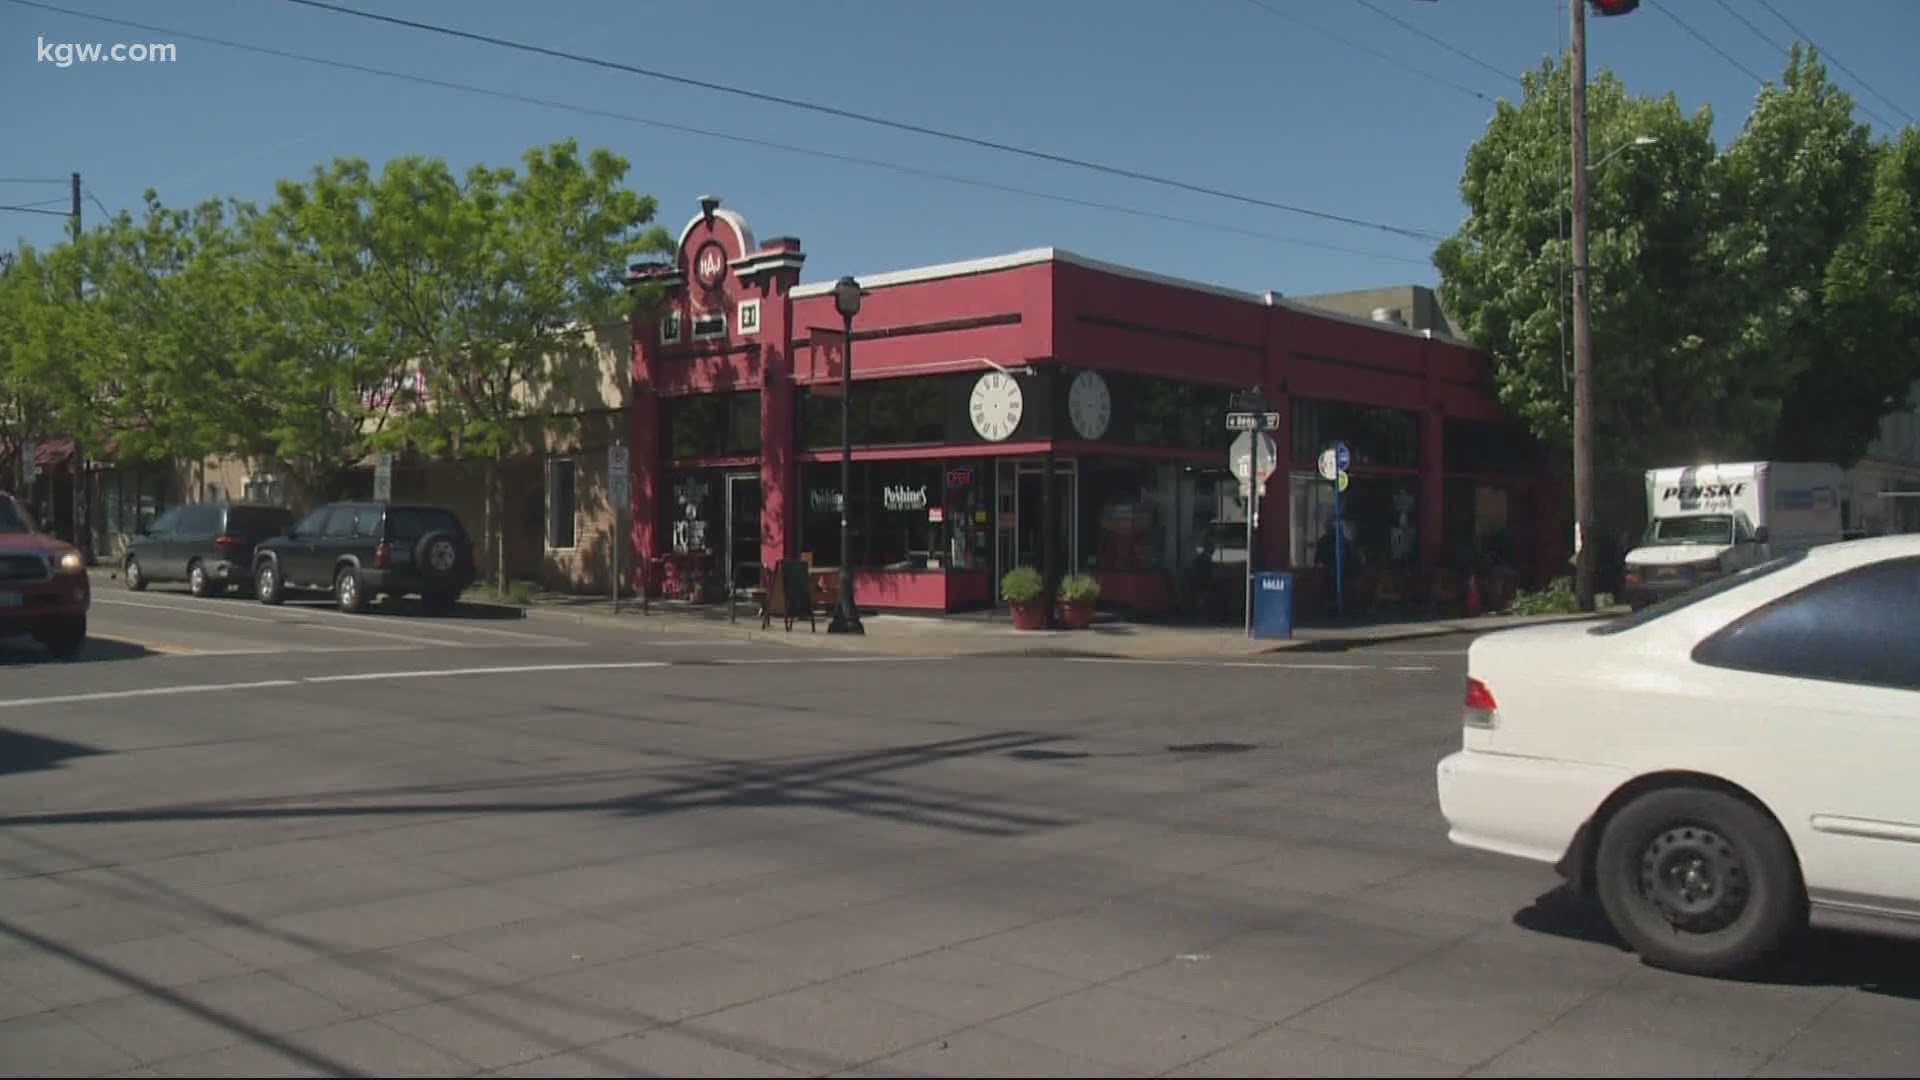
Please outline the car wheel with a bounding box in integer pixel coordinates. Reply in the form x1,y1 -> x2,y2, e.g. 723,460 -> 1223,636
124,556 -> 147,592
335,567 -> 366,613
1595,786 -> 1803,977
256,561 -> 285,606
188,560 -> 212,598
37,615 -> 86,660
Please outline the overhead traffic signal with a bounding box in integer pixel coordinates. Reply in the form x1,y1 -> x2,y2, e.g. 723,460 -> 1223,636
1589,0 -> 1640,14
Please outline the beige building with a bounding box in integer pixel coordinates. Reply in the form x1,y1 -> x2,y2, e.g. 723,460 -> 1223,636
88,322 -> 634,596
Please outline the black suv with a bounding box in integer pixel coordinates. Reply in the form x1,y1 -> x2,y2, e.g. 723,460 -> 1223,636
253,501 -> 475,613
124,502 -> 296,597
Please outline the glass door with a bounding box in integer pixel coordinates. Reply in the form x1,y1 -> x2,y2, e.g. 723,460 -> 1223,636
725,473 -> 761,593
1012,459 -> 1077,587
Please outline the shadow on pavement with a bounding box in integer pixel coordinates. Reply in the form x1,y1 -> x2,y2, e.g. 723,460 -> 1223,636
1516,885 -> 1920,1000
0,728 -> 102,776
0,730 -> 1073,839
0,636 -> 156,666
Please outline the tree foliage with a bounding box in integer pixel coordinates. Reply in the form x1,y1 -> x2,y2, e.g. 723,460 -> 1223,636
1439,48 -> 1920,493
0,140 -> 665,588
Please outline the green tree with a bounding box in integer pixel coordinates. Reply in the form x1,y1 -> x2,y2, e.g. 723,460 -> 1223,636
336,140 -> 669,590
243,164 -> 412,501
1715,47 -> 1885,463
1436,56 -> 1727,476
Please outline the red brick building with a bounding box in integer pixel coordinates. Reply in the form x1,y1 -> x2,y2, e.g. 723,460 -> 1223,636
629,200 -> 1562,617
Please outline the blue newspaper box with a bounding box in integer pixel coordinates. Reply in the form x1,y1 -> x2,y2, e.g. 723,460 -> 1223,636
1251,571 -> 1294,639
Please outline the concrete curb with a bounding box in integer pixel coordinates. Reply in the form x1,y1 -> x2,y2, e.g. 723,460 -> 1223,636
512,602 -> 1622,660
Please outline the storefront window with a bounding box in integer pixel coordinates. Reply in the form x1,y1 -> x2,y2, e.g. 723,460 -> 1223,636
1444,419 -> 1545,474
664,469 -> 722,555
799,458 -> 990,571
1081,460 -> 1177,572
664,392 -> 761,459
1291,399 -> 1418,470
799,377 -> 950,450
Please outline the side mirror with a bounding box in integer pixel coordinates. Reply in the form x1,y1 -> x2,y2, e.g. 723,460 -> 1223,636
1752,526 -> 1770,545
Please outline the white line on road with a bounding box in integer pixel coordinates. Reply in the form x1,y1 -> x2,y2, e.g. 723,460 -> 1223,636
0,680 -> 300,709
1389,665 -> 1441,672
92,597 -> 281,623
303,661 -> 672,683
1065,658 -> 1439,672
710,656 -> 941,665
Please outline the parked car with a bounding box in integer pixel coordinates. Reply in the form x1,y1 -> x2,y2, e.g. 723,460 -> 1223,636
0,492 -> 90,659
253,501 -> 475,613
1437,535 -> 1920,976
123,502 -> 296,597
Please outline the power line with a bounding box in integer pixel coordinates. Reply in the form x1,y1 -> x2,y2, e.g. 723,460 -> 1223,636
1708,0 -> 1791,58
1242,0 -> 1500,104
0,177 -> 67,185
1750,0 -> 1915,125
82,187 -> 114,221
270,0 -> 1445,242
0,204 -> 71,217
0,0 -> 1427,267
1650,2 -> 1769,87
1652,0 -> 1897,131
1345,0 -> 1522,87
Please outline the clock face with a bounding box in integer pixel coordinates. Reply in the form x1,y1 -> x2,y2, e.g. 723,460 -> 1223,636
969,372 -> 1025,442
1067,370 -> 1112,440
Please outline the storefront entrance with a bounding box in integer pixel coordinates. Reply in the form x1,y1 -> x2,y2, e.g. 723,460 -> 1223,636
724,472 -> 760,592
995,458 -> 1077,593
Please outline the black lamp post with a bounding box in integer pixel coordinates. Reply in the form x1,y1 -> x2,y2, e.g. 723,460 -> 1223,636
827,275 -> 866,635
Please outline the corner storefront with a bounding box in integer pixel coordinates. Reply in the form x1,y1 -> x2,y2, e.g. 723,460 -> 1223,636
628,201 -> 1563,617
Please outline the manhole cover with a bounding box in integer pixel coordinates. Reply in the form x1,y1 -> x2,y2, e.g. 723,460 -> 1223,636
1166,742 -> 1255,755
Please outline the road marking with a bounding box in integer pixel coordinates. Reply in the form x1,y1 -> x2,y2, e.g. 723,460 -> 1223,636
711,656 -> 939,665
154,645 -> 422,658
303,661 -> 672,684
92,597 -> 282,624
1389,665 -> 1440,672
1372,650 -> 1469,657
0,680 -> 299,710
1065,658 -> 1423,672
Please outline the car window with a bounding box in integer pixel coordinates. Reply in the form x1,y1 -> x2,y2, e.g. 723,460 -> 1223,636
386,507 -> 461,541
148,507 -> 183,535
1591,550 -> 1807,636
291,508 -> 329,537
0,498 -> 29,534
1647,515 -> 1733,545
225,506 -> 293,535
323,507 -> 360,538
1693,556 -> 1920,692
180,505 -> 220,534
353,507 -> 384,538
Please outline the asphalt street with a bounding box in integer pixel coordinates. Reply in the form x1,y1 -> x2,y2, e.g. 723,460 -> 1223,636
1,587 -> 1916,1076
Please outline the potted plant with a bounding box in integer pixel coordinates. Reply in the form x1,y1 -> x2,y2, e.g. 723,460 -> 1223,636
1057,573 -> 1101,629
1001,566 -> 1047,630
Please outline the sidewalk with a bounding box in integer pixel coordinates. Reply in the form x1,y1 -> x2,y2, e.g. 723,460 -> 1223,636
497,588 -> 1624,660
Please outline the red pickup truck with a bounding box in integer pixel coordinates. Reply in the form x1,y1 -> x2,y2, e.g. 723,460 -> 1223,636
0,493 -> 89,659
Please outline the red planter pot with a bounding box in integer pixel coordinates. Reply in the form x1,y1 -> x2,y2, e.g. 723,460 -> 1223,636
1009,599 -> 1048,630
1057,600 -> 1094,630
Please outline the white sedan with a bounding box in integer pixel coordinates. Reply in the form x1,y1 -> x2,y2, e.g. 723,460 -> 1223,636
1437,535 -> 1920,977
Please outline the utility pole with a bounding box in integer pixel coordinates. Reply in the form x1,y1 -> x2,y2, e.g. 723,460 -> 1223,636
1569,0 -> 1596,612
69,171 -> 91,560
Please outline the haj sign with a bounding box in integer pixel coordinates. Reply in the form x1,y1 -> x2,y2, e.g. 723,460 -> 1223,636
694,241 -> 727,289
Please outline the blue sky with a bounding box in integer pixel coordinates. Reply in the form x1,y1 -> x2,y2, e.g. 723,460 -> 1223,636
5,0 -> 1917,299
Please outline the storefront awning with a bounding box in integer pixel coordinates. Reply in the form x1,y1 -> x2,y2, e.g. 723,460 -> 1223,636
31,436 -> 75,469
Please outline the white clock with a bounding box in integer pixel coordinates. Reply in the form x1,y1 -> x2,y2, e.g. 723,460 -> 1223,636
1067,370 -> 1112,440
969,371 -> 1024,442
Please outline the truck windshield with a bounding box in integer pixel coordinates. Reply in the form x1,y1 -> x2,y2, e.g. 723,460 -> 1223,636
0,498 -> 31,534
1646,515 -> 1733,546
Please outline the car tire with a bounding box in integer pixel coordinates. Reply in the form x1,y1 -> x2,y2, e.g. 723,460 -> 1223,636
1595,786 -> 1803,978
255,560 -> 285,606
335,567 -> 366,613
415,530 -> 465,586
124,556 -> 148,592
37,615 -> 86,660
188,560 -> 214,598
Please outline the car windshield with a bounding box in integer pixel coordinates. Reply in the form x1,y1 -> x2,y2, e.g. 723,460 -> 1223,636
1645,515 -> 1733,546
0,498 -> 32,534
386,507 -> 461,541
1591,550 -> 1808,636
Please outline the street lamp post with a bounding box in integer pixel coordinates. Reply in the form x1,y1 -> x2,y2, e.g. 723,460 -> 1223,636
828,276 -> 866,635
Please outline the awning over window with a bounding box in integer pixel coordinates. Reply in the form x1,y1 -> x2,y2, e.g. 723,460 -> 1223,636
31,436 -> 75,469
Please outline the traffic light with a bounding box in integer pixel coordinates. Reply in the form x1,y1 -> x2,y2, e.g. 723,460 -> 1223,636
1589,0 -> 1640,14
